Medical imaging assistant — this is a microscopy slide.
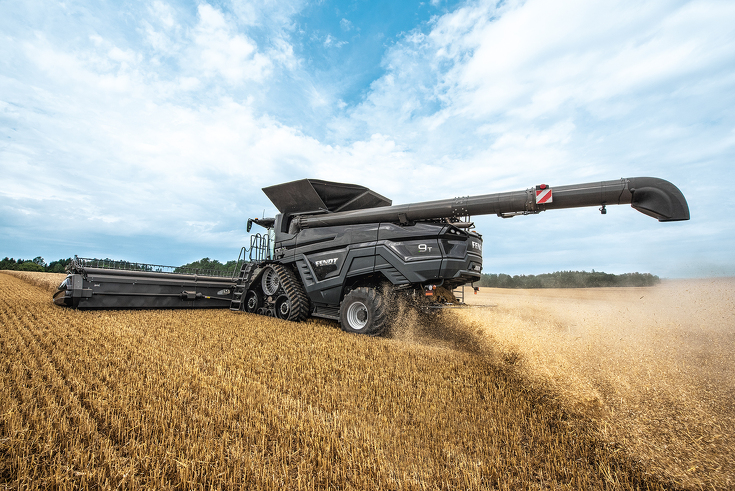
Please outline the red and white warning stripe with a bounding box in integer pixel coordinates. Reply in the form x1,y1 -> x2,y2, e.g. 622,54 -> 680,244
535,184 -> 552,204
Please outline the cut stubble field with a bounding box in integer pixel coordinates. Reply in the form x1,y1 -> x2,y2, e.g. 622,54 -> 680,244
1,271 -> 732,489
460,280 -> 735,490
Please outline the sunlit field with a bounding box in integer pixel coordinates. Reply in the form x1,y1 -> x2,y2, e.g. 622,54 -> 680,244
0,271 -> 677,490
459,280 -> 735,490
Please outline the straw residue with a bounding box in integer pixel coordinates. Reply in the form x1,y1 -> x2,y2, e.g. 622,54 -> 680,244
457,279 -> 735,489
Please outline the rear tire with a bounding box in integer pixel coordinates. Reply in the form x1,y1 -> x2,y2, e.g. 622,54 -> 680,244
339,287 -> 389,336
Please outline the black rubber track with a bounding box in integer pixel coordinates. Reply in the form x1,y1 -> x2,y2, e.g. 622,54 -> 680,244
272,264 -> 310,322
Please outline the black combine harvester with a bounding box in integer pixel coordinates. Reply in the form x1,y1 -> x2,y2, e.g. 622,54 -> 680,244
54,177 -> 689,335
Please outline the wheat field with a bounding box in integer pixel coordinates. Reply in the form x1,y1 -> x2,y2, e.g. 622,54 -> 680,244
3,271 -> 730,489
459,280 -> 735,490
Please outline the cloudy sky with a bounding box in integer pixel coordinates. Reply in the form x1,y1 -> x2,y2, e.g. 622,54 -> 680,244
2,0 -> 734,277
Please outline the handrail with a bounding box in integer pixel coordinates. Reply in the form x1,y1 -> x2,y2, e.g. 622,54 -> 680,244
249,234 -> 271,261
233,246 -> 248,278
69,256 -> 236,278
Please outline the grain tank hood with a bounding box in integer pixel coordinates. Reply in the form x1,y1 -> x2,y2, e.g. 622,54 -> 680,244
263,179 -> 392,215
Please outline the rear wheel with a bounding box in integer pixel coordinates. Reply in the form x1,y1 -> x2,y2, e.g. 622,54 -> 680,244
339,287 -> 389,336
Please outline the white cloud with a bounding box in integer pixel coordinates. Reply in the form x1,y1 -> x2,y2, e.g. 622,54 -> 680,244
230,0 -> 306,29
140,1 -> 183,57
150,0 -> 176,29
267,37 -> 298,70
323,34 -> 347,48
345,0 -> 734,172
191,4 -> 272,84
429,0 -> 735,122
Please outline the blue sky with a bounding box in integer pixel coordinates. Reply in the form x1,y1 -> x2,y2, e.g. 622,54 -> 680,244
2,0 -> 734,277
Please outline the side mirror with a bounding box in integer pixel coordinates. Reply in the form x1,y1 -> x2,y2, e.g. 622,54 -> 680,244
247,219 -> 253,233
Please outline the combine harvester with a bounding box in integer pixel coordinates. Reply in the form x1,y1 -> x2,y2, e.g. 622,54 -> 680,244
54,177 -> 689,335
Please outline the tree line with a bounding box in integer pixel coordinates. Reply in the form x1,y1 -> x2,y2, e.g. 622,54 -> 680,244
175,258 -> 241,275
478,271 -> 660,288
0,256 -> 239,276
0,257 -> 72,273
2,255 -> 661,289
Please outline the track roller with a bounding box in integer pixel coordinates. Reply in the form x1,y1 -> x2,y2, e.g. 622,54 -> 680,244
248,264 -> 309,322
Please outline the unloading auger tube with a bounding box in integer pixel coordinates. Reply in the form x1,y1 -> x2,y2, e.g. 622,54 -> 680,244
292,177 -> 689,230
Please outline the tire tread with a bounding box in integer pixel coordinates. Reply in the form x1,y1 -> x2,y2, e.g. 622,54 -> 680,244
340,286 -> 389,336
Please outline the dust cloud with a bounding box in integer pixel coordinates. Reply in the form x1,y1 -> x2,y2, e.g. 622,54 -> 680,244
446,279 -> 735,489
388,298 -> 487,356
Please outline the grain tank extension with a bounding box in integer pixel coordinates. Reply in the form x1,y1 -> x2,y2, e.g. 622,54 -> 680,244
54,177 -> 689,335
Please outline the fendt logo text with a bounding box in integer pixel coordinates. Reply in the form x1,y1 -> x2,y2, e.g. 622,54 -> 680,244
315,258 -> 338,267
472,241 -> 482,251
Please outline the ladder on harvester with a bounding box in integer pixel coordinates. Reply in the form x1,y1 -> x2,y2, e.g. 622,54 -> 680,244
230,262 -> 256,311
229,233 -> 272,311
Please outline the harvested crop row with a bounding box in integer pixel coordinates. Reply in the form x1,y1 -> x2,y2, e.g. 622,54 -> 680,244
461,283 -> 735,490
0,279 -> 134,488
0,272 -> 670,489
